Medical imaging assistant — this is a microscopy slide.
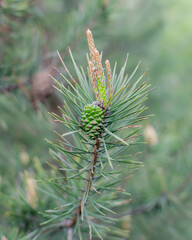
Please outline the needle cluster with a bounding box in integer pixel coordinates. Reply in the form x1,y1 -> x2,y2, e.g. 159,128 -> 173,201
25,29 -> 152,240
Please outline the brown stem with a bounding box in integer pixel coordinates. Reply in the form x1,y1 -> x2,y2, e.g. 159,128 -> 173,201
68,138 -> 100,228
42,138 -> 100,234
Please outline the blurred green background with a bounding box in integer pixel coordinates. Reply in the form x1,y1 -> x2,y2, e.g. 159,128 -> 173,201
1,0 -> 192,239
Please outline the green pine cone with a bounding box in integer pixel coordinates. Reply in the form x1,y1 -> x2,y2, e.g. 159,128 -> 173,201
81,102 -> 104,140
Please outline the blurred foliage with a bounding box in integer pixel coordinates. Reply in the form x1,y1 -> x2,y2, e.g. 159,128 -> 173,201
0,0 -> 192,239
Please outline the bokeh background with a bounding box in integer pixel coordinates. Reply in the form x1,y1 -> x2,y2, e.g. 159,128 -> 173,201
1,0 -> 192,239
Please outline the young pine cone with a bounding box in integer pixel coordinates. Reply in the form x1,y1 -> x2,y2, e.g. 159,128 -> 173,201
81,103 -> 105,140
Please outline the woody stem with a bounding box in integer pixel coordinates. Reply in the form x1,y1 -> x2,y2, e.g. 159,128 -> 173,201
68,138 -> 100,228
42,138 -> 100,236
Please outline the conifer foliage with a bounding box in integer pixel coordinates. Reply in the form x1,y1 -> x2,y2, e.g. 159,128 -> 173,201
25,29 -> 152,239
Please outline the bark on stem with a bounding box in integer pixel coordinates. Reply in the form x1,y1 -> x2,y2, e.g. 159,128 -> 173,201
42,138 -> 100,235
68,138 -> 100,228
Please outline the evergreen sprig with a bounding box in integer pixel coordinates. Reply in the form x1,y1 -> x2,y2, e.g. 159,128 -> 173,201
25,29 -> 152,240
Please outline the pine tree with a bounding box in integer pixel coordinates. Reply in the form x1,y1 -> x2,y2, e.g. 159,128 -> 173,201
3,1 -> 192,239
19,29 -> 151,240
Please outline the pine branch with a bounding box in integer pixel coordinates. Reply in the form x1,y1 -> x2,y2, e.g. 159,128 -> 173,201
38,138 -> 100,237
24,28 -> 151,240
68,138 -> 101,228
